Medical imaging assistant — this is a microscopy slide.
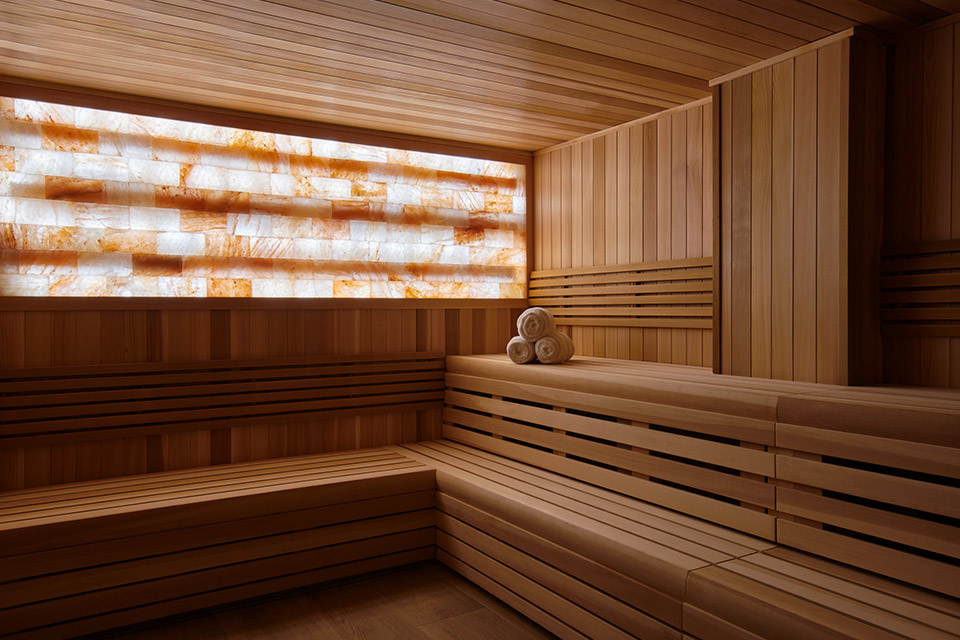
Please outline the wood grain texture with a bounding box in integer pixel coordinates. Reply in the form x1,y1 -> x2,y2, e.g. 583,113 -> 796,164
1,1 -> 954,152
532,101 -> 712,365
884,21 -> 960,388
0,449 -> 437,639
715,33 -> 884,385
0,306 -> 519,490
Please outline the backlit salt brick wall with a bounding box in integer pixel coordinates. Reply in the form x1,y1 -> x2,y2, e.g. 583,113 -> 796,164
0,98 -> 526,298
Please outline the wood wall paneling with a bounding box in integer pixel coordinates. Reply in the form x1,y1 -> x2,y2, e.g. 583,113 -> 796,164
714,33 -> 884,385
533,100 -> 713,366
0,306 -> 519,490
884,20 -> 960,388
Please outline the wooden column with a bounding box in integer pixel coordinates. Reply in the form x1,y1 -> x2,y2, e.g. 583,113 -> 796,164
713,28 -> 885,385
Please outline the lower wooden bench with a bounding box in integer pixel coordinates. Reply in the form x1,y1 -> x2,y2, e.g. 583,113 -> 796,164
0,448 -> 436,640
395,440 -> 775,640
686,547 -> 960,640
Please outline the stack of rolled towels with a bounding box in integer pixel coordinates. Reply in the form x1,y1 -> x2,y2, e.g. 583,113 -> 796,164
507,307 -> 575,364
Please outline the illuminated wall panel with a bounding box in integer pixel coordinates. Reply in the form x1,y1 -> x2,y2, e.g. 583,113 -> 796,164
0,97 -> 526,298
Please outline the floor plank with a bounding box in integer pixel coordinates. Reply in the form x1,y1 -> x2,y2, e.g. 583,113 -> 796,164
94,561 -> 557,640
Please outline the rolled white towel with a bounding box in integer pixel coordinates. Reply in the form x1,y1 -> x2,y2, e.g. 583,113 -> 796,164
535,331 -> 568,364
557,331 -> 575,362
507,336 -> 537,364
517,307 -> 556,342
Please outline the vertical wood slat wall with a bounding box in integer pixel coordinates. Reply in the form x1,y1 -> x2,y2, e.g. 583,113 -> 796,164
884,18 -> 960,389
532,100 -> 714,366
714,32 -> 884,385
0,305 -> 519,490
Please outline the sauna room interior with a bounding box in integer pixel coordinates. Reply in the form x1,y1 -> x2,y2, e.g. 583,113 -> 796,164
0,1 -> 959,639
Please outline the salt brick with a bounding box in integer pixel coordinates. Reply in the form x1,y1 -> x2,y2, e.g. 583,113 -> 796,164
421,225 -> 454,245
0,273 -> 48,295
157,232 -> 204,256
74,154 -> 129,182
78,252 -> 132,276
130,206 -> 179,231
129,158 -> 180,186
387,183 -> 421,206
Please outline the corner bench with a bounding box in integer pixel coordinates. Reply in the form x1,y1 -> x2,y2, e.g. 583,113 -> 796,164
0,448 -> 435,639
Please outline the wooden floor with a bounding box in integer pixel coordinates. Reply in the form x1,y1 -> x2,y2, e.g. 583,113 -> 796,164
93,561 -> 557,640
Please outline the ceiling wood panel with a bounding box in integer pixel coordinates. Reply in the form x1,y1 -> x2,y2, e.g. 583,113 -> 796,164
0,0 -> 957,151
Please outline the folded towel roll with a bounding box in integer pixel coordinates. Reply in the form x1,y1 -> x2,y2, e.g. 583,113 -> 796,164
507,336 -> 537,364
557,331 -> 575,361
535,331 -> 571,364
517,307 -> 556,342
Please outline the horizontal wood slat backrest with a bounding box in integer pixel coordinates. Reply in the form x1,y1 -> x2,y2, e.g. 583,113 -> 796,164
528,257 -> 713,329
880,248 -> 960,337
0,352 -> 445,447
443,354 -> 960,597
444,355 -> 777,540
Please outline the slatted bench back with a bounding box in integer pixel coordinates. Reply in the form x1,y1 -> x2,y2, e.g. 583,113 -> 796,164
881,244 -> 960,337
443,354 -> 778,540
0,351 -> 444,447
775,393 -> 960,598
528,257 -> 713,328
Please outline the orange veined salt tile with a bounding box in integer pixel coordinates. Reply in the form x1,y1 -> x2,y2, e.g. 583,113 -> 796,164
467,211 -> 500,230
99,229 -> 159,254
17,249 -> 78,275
0,146 -> 16,172
41,124 -> 99,154
152,138 -> 202,164
313,218 -> 351,240
227,129 -> 276,153
206,235 -> 250,258
331,201 -> 371,221
272,215 -> 313,239
400,165 -> 437,186
132,253 -> 182,276
0,248 -> 17,273
44,176 -> 104,202
180,210 -> 228,232
154,186 -> 250,214
351,181 -> 387,201
327,158 -> 369,182
333,279 -> 371,298
0,98 -> 14,119
249,193 -> 328,219
483,193 -> 514,213
499,283 -> 526,299
420,188 -> 454,209
208,277 -> 252,297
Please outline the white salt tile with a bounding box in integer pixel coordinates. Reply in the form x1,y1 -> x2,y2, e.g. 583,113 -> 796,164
308,176 -> 351,200
127,276 -> 159,296
275,134 -> 312,156
15,99 -> 74,125
74,107 -> 128,133
513,196 -> 526,215
129,206 -> 179,232
387,183 -> 421,206
158,276 -> 207,297
79,252 -> 132,276
184,165 -> 226,190
469,282 -> 499,298
310,139 -> 340,159
72,204 -> 129,229
405,244 -> 441,264
438,245 -> 469,265
15,149 -> 73,176
0,196 -> 14,223
228,168 -> 270,194
331,240 -> 370,261
157,232 -> 205,256
74,154 -> 129,181
128,159 -> 180,186
372,242 -> 404,263
484,229 -> 515,248
369,281 -> 406,298
15,198 -> 73,226
421,225 -> 453,245
350,220 -> 386,242
270,173 -> 297,197
252,279 -> 294,297
227,213 -> 272,237
0,274 -> 48,296
99,132 -> 152,159
0,121 -> 42,149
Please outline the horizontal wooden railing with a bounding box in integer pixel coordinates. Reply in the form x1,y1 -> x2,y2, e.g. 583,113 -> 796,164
881,242 -> 960,337
528,257 -> 712,329
0,352 -> 445,447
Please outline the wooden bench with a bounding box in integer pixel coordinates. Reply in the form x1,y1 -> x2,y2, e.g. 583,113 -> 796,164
424,354 -> 960,640
0,448 -> 435,640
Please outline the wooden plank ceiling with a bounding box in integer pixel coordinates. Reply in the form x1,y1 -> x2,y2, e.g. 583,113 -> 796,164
1,0 -> 957,151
